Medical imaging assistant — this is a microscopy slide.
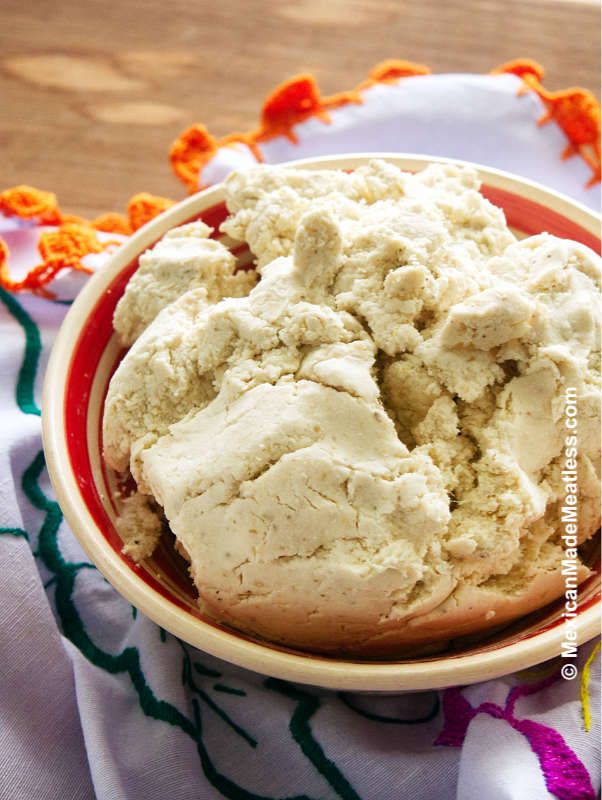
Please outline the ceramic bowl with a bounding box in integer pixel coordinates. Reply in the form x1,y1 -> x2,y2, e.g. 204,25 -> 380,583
42,154 -> 601,691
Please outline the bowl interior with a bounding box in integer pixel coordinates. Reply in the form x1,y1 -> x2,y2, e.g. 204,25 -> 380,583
55,159 -> 601,688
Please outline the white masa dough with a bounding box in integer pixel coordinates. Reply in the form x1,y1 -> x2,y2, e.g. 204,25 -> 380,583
103,160 -> 601,654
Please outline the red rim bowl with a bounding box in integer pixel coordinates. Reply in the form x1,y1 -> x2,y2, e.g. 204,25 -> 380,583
42,154 -> 601,691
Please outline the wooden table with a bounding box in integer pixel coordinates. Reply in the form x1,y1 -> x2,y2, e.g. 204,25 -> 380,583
1,0 -> 599,218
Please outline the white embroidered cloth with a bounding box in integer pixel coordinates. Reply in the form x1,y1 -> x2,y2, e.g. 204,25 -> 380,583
0,70 -> 600,800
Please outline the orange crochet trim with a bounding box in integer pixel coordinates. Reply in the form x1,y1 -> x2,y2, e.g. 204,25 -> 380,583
171,58 -> 600,191
127,193 -> 175,232
0,186 -> 62,226
3,60 -> 599,297
170,59 -> 431,190
91,212 -> 132,235
493,59 -> 601,186
0,186 -> 174,296
0,223 -> 119,298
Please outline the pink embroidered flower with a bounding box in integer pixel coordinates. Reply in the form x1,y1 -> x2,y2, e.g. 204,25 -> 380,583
435,674 -> 595,800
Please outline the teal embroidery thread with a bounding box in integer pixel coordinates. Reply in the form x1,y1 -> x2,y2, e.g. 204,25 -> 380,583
265,679 -> 362,800
191,699 -> 312,800
214,685 -> 247,697
22,449 -> 320,800
0,287 -> 42,416
194,661 -> 221,679
3,255 -> 362,799
0,526 -> 30,540
177,638 -> 257,748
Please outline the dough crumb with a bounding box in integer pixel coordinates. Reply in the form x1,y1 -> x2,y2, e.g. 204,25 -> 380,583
117,492 -> 163,562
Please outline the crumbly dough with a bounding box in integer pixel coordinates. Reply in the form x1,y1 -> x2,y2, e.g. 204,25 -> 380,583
103,160 -> 601,655
113,221 -> 257,346
116,491 -> 163,562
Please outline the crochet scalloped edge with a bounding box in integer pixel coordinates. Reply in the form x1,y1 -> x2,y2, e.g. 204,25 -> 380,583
492,59 -> 601,188
1,58 -> 599,297
0,189 -> 174,296
170,57 -> 601,191
169,59 -> 431,189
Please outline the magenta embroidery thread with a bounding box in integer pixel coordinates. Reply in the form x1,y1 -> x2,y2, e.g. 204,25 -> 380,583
434,674 -> 595,800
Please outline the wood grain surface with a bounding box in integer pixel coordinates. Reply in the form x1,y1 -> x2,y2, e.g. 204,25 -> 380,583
1,0 -> 600,217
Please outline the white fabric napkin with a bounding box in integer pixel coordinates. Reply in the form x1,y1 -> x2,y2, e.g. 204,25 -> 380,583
0,69 -> 600,800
